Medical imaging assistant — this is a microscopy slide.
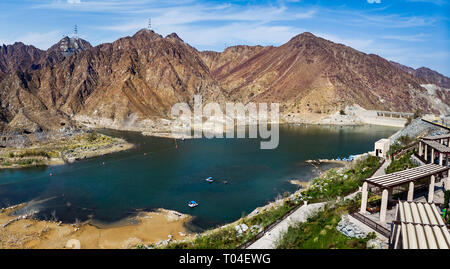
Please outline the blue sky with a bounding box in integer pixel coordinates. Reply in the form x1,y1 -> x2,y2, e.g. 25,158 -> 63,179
0,0 -> 449,76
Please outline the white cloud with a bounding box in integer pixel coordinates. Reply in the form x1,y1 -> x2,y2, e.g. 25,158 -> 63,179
381,34 -> 427,42
92,3 -> 317,50
164,23 -> 304,49
406,0 -> 447,5
0,31 -> 62,49
102,4 -> 315,30
367,0 -> 382,3
34,0 -> 189,13
345,13 -> 435,28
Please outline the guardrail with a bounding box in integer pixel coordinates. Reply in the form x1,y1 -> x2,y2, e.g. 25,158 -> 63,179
412,152 -> 427,165
350,212 -> 391,240
390,142 -> 417,160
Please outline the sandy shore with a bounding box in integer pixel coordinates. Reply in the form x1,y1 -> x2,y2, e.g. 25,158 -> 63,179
288,180 -> 311,189
0,204 -> 193,249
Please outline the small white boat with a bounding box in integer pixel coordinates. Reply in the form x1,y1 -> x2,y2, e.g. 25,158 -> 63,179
188,201 -> 198,208
205,177 -> 214,183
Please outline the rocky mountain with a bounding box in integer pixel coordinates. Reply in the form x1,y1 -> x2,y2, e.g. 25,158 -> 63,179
0,30 -> 448,135
390,61 -> 450,89
0,30 -> 224,134
200,45 -> 269,78
47,36 -> 92,59
0,43 -> 45,79
203,33 -> 446,116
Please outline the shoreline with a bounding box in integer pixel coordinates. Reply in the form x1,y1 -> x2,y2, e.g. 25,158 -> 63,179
0,204 -> 192,249
0,132 -> 134,170
0,121 -> 398,249
0,160 -> 342,249
73,113 -> 403,141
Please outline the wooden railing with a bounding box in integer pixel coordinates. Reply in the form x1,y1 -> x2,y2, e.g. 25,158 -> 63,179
390,142 -> 417,160
350,212 -> 391,239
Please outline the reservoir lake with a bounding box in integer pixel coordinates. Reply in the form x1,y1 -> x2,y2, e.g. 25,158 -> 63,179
0,124 -> 399,230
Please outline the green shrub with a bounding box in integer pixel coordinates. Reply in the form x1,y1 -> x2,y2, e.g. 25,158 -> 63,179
387,142 -> 403,156
385,151 -> 417,174
165,199 -> 299,249
275,203 -> 372,249
14,149 -> 50,158
16,159 -> 43,166
413,109 -> 422,119
444,190 -> 450,210
398,135 -> 412,146
87,131 -> 99,142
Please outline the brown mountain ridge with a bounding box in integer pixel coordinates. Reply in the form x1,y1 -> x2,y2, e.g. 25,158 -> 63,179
0,29 -> 449,135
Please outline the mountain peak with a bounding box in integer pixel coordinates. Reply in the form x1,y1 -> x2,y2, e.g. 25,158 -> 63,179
133,29 -> 163,40
48,36 -> 92,57
165,33 -> 183,42
299,32 -> 316,37
290,32 -> 318,40
285,32 -> 326,47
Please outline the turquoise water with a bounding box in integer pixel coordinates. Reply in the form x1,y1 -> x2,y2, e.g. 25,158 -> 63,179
0,124 -> 399,230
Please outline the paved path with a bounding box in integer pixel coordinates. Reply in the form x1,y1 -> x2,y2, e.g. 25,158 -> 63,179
247,158 -> 392,249
371,158 -> 390,178
247,202 -> 326,249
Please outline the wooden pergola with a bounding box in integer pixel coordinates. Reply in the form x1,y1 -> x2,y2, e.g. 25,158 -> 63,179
418,138 -> 450,166
360,164 -> 450,224
422,133 -> 450,143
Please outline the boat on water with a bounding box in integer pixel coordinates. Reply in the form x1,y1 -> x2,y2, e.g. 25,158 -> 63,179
205,177 -> 214,183
188,201 -> 198,208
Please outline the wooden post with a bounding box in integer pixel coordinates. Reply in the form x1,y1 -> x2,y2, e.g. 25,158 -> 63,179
360,182 -> 368,214
407,182 -> 414,202
428,175 -> 435,203
380,189 -> 389,224
419,141 -> 423,157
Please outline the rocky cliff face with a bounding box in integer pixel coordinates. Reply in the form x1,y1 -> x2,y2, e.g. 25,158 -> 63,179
0,30 -> 448,135
0,43 -> 45,78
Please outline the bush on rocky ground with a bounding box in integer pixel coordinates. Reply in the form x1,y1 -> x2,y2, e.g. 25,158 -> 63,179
275,201 -> 376,249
